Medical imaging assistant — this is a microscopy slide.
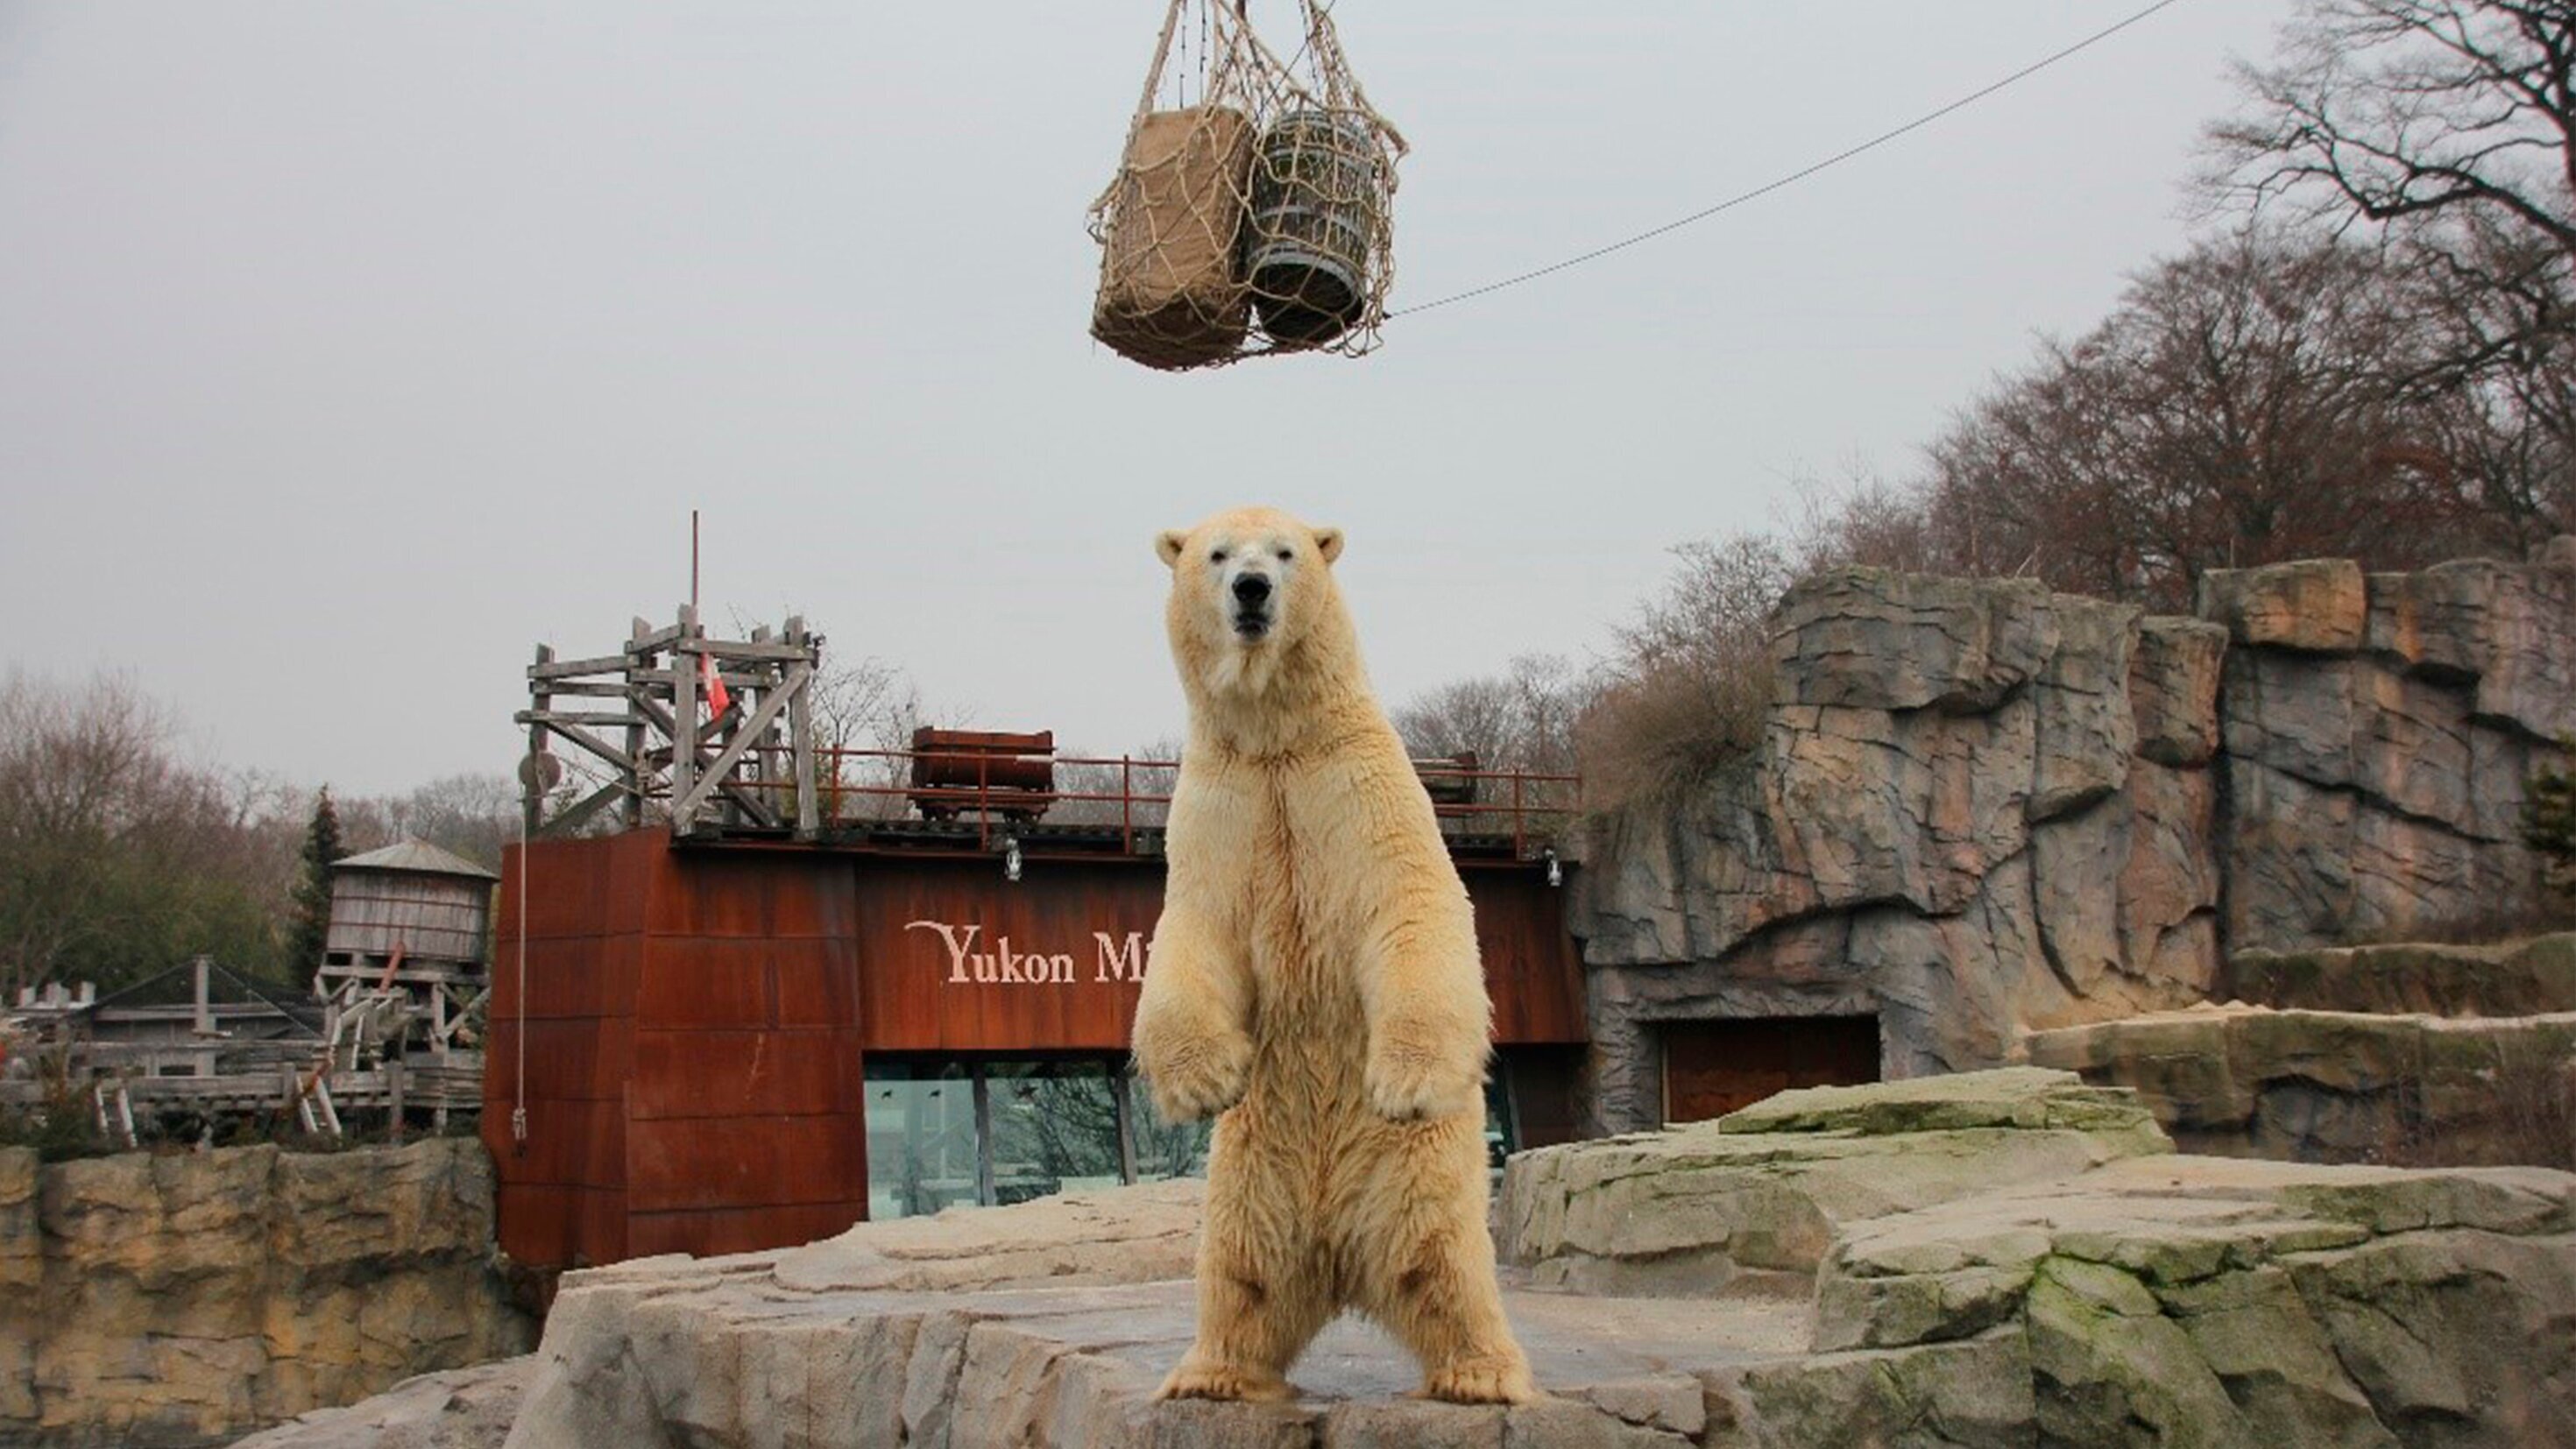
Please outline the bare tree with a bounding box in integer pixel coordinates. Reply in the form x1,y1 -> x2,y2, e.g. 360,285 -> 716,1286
341,773 -> 519,869
1576,535 -> 1796,807
2208,0 -> 2576,258
2205,0 -> 2576,548
2391,215 -> 2576,544
799,656 -> 925,822
1051,737 -> 1184,829
1785,464 -> 1955,578
1890,231 -> 2505,610
0,672 -> 288,995
1391,654 -> 1591,778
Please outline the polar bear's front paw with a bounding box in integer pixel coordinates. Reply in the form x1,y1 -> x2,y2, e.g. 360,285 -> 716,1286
1364,1020 -> 1482,1120
1136,1021 -> 1253,1124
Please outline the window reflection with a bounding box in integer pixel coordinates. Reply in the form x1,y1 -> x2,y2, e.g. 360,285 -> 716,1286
1122,1058 -> 1212,1184
863,1059 -> 979,1220
863,1055 -> 1214,1219
986,1059 -> 1122,1204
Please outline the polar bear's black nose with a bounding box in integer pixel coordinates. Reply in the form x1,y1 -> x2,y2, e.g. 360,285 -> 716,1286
1233,574 -> 1272,605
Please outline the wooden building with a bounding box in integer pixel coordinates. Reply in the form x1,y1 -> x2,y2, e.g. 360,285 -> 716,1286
322,840 -> 496,974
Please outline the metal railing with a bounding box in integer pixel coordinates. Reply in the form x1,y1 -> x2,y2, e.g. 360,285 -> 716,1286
711,743 -> 1578,861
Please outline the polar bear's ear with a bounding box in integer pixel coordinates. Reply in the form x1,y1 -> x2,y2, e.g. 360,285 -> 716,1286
1312,527 -> 1344,563
1155,530 -> 1188,567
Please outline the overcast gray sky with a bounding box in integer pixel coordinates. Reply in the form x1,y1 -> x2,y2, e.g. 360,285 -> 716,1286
0,1 -> 2296,795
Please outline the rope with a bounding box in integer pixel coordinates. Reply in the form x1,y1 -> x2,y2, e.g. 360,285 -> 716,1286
1391,0 -> 2192,317
510,788 -> 527,1148
1131,0 -> 1187,131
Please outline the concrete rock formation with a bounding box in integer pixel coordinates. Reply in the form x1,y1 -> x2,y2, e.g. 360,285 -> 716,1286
2213,553 -> 2576,950
1816,1152 -> 2576,1445
0,1138 -> 532,1447
1574,548 -> 2576,1134
1497,1069 -> 2170,1297
2026,933 -> 2576,1163
227,1359 -> 535,1449
261,1071 -> 2576,1448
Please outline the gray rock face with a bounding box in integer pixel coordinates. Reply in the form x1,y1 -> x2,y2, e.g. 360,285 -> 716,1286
1574,569 -> 2225,1128
1497,1071 -> 2170,1296
1575,548 -> 2576,1134
2027,1002 -> 2576,1163
1,1139 -> 533,1447
227,1358 -> 535,1449
2222,933 -> 2576,1017
769,1175 -> 1203,1294
2197,556 -> 2369,652
499,1261 -> 1812,1449
1817,1154 -> 2576,1446
2212,552 -> 2576,950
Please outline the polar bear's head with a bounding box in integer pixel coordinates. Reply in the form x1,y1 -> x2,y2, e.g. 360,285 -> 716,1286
1156,505 -> 1352,704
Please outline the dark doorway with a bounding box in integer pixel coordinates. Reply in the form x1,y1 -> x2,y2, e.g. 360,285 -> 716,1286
1660,1015 -> 1880,1123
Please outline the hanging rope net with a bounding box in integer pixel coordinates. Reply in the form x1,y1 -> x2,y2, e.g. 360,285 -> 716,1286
1088,0 -> 1406,371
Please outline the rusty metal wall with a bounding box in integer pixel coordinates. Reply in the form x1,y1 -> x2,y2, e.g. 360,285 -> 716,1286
484,833 -> 869,1268
482,830 -> 651,1269
487,832 -> 1588,1270
854,856 -> 1158,1053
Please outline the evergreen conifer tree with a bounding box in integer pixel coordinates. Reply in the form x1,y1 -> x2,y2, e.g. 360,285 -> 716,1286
287,788 -> 344,974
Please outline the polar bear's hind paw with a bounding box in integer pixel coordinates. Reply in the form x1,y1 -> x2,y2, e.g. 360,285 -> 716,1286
1418,1357 -> 1541,1405
1158,1360 -> 1295,1403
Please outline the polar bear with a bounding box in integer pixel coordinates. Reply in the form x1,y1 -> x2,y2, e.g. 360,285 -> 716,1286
1131,505 -> 1538,1405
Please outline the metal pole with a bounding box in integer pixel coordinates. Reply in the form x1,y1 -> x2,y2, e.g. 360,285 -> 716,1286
972,1069 -> 995,1208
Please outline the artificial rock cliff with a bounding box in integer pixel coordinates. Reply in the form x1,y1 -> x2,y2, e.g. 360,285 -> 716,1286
1572,543 -> 2576,1133
0,1138 -> 533,1447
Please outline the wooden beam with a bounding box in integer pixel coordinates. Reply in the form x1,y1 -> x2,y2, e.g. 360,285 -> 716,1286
672,604 -> 700,833
514,709 -> 645,729
625,618 -> 653,829
789,618 -> 819,841
524,644 -> 553,834
671,667 -> 804,822
537,777 -> 631,838
626,621 -> 684,653
626,668 -> 772,689
528,652 -> 633,681
675,638 -> 815,663
533,719 -> 640,776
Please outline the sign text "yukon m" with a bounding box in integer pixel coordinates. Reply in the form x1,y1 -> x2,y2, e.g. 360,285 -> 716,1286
904,920 -> 1150,986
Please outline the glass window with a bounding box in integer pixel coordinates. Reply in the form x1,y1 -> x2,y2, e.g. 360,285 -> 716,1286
864,1055 -> 1217,1220
1121,1058 -> 1214,1183
985,1059 -> 1125,1205
864,1059 -> 980,1221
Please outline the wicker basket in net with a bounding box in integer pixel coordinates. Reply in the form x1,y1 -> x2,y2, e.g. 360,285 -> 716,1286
1088,0 -> 1405,371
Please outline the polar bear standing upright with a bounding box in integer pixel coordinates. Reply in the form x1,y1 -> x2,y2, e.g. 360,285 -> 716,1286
1132,505 -> 1537,1405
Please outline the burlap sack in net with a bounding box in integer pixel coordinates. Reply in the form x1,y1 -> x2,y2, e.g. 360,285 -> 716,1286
1092,106 -> 1256,370
1089,0 -> 1405,370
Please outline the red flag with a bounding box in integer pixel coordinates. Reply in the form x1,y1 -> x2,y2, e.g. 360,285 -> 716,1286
700,652 -> 732,717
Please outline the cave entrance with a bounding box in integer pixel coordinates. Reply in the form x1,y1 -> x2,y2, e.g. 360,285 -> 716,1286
1660,1015 -> 1881,1123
